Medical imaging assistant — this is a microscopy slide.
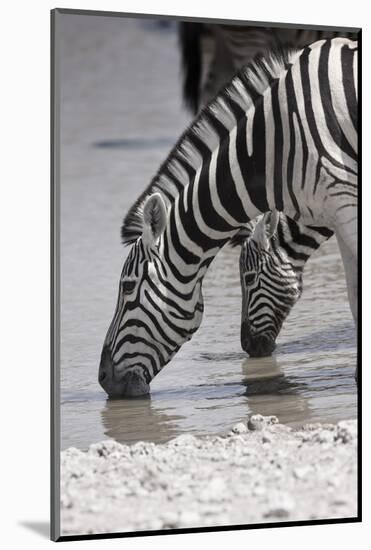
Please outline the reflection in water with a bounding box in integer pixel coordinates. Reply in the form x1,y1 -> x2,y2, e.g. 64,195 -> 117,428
101,395 -> 182,445
242,355 -> 306,393
241,355 -> 312,427
59,17 -> 357,450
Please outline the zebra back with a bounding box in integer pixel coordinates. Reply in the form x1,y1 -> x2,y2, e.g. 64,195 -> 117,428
179,23 -> 358,113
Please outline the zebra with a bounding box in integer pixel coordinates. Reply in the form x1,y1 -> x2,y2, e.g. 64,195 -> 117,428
99,38 -> 358,397
179,22 -> 358,114
230,213 -> 333,356
179,23 -> 356,356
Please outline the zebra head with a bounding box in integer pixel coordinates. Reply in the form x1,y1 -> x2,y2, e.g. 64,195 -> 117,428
238,211 -> 303,357
99,193 -> 204,398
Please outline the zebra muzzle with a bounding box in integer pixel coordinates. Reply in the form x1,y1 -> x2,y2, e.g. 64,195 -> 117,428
241,330 -> 276,358
99,347 -> 150,398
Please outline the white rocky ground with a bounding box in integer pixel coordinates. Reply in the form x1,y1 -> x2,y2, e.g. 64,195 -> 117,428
60,415 -> 357,536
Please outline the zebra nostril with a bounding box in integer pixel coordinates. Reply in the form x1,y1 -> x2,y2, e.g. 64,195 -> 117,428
245,335 -> 276,357
99,371 -> 107,383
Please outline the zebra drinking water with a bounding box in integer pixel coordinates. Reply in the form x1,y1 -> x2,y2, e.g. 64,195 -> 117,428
99,38 -> 357,397
179,23 -> 357,356
230,213 -> 333,356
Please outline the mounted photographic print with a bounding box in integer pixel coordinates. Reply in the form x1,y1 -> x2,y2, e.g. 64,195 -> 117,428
51,8 -> 361,542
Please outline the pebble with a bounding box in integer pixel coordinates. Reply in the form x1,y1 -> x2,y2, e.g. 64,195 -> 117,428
88,439 -> 125,458
296,431 -> 312,442
336,420 -> 357,443
160,511 -> 179,528
169,434 -> 198,447
262,432 -> 273,444
331,497 -> 349,507
316,431 -> 335,444
231,422 -> 248,434
247,414 -> 266,431
264,493 -> 295,519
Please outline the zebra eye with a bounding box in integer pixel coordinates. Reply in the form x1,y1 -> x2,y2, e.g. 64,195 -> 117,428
122,280 -> 136,294
244,272 -> 256,286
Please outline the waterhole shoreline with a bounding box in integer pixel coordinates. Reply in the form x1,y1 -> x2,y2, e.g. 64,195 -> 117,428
61,415 -> 358,536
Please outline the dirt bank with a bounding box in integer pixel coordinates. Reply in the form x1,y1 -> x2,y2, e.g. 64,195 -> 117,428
60,415 -> 357,536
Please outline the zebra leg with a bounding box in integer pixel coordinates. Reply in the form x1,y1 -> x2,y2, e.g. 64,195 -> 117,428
336,230 -> 357,324
335,227 -> 358,382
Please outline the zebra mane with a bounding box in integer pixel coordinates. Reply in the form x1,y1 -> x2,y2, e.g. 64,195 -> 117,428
121,45 -> 300,246
229,221 -> 258,247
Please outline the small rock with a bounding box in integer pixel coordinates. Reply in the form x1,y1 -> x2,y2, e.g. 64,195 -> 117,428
264,493 -> 295,519
231,422 -> 248,434
247,414 -> 266,431
169,434 -> 198,447
160,511 -> 179,528
131,441 -> 155,455
332,497 -> 349,507
316,431 -> 335,444
262,432 -> 273,444
327,477 -> 340,488
303,423 -> 323,431
295,431 -> 312,442
88,439 -> 124,458
336,420 -> 357,443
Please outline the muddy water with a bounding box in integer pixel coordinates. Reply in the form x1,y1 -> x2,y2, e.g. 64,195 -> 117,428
58,14 -> 357,451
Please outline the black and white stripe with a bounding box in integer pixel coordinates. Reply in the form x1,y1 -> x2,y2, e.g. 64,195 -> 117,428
179,23 -> 356,354
231,213 -> 333,355
179,22 -> 358,114
99,38 -> 358,397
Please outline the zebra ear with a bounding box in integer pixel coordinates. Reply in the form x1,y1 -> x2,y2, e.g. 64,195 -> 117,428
266,210 -> 279,239
252,211 -> 279,249
229,222 -> 256,248
142,193 -> 167,246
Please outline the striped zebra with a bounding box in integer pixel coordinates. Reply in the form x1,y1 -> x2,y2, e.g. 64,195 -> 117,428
99,38 -> 358,397
179,23 -> 358,114
179,23 -> 356,356
230,213 -> 333,356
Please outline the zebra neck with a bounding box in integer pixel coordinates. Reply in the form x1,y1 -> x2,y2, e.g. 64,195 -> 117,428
276,216 -> 333,271
157,94 -> 275,285
121,48 -> 303,249
159,214 -> 239,286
